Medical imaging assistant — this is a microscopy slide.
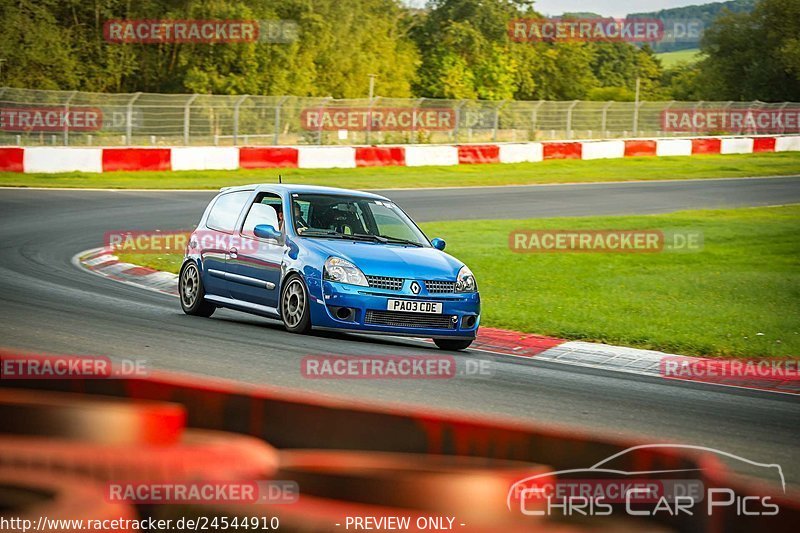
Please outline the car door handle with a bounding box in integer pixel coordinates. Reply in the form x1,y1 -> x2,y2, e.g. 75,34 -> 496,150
228,247 -> 238,259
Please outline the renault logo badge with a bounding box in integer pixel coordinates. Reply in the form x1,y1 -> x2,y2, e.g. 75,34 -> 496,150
410,281 -> 421,294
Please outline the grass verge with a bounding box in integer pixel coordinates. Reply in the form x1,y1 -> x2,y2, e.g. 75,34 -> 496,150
4,152 -> 799,190
117,205 -> 800,358
656,48 -> 701,67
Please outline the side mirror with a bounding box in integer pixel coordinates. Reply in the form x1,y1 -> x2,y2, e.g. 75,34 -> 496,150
431,237 -> 446,251
254,224 -> 281,240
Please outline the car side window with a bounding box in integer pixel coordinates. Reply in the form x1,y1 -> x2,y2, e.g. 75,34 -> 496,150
206,191 -> 251,233
241,193 -> 283,237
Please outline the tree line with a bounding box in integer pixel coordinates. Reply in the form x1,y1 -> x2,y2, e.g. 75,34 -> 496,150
0,0 -> 797,101
630,0 -> 756,53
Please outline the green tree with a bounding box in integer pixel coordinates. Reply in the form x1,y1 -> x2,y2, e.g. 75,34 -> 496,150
586,86 -> 635,101
0,0 -> 83,90
0,0 -> 420,97
697,0 -> 800,100
279,0 -> 418,98
588,43 -> 665,100
515,43 -> 598,100
412,0 -> 521,100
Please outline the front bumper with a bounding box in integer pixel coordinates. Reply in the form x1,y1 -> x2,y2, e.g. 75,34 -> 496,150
310,280 -> 480,339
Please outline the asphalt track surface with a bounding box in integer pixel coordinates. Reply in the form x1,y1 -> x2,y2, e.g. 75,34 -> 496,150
1,176 -> 798,488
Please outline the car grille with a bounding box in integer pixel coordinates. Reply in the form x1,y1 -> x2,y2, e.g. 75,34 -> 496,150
366,275 -> 403,291
365,310 -> 456,329
424,280 -> 457,294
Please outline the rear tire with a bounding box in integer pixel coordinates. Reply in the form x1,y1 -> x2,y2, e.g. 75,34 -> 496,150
280,274 -> 312,334
179,262 -> 216,317
433,338 -> 473,351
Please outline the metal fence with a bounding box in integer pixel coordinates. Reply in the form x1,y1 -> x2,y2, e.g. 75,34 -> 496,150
0,87 -> 796,146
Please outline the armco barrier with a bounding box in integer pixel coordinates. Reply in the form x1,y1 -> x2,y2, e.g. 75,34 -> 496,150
692,138 -> 722,155
102,148 -> 171,172
656,138 -> 693,156
542,141 -> 582,159
776,136 -> 800,152
239,146 -> 298,168
721,137 -> 755,154
498,142 -> 543,163
355,146 -> 405,167
458,144 -> 500,164
753,137 -> 777,153
624,139 -> 658,157
405,145 -> 459,166
297,146 -> 356,169
24,147 -> 102,173
2,135 -> 799,173
0,147 -> 24,172
580,140 -> 625,160
2,352 -> 799,532
171,147 -> 238,171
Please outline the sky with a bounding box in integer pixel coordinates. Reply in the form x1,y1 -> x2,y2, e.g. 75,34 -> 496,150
404,1 -> 710,18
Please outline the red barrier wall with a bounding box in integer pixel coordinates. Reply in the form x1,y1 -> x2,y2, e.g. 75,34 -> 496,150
0,147 -> 24,172
6,135 -> 797,174
102,148 -> 171,172
542,142 -> 582,160
691,138 -> 722,155
239,147 -> 299,169
355,146 -> 405,167
752,137 -> 777,153
624,140 -> 657,157
457,145 -> 500,164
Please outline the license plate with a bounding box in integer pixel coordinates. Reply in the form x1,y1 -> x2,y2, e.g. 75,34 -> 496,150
387,300 -> 443,314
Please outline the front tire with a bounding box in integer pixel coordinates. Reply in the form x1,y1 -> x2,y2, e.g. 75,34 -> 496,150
179,262 -> 216,317
433,338 -> 473,351
280,274 -> 312,334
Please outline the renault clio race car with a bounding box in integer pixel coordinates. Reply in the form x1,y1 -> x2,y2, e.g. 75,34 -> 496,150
179,184 -> 480,350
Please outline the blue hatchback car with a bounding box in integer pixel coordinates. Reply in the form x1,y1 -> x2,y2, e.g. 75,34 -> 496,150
179,184 -> 480,350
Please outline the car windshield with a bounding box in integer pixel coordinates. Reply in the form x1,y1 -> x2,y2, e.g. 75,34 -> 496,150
291,194 -> 429,247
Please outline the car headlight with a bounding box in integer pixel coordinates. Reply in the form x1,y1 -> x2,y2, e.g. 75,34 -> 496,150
455,265 -> 477,292
323,257 -> 368,286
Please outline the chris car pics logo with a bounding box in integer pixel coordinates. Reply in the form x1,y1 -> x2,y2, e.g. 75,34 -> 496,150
507,444 -> 783,518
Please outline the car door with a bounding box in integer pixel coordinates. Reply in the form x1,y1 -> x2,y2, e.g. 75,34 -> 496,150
227,192 -> 285,309
198,190 -> 253,298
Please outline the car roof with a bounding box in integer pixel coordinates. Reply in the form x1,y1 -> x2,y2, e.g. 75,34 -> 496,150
219,183 -> 389,201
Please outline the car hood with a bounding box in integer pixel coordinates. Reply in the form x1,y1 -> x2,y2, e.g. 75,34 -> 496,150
301,238 -> 464,279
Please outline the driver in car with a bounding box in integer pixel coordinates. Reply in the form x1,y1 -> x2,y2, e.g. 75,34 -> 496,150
293,203 -> 309,233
